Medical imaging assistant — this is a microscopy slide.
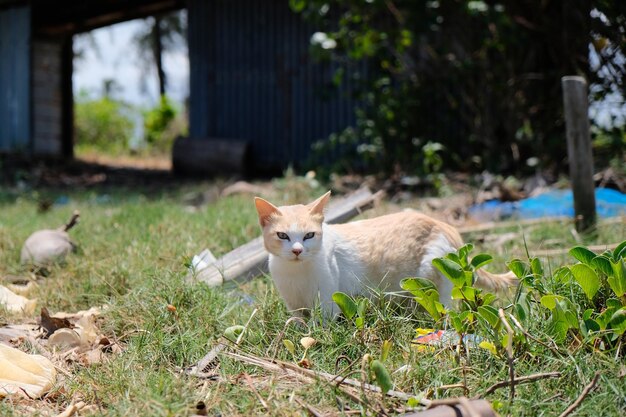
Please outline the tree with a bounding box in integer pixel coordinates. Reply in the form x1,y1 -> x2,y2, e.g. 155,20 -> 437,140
134,11 -> 187,97
294,0 -> 624,175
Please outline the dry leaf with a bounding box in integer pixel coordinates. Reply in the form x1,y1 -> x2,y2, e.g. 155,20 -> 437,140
7,281 -> 38,297
40,307 -> 73,337
0,344 -> 57,398
300,337 -> 317,349
0,285 -> 37,315
48,329 -> 82,350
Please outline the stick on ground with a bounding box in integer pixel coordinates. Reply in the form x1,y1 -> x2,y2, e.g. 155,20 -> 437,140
482,372 -> 562,395
557,372 -> 601,417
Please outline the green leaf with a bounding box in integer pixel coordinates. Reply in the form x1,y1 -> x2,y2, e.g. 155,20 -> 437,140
357,298 -> 368,317
482,293 -> 497,306
569,264 -> 600,300
613,240 -> 626,260
445,252 -> 462,265
355,316 -> 365,330
283,339 -> 296,356
413,289 -> 443,321
530,257 -> 543,275
591,255 -> 613,276
607,260 -> 626,297
609,308 -> 626,336
540,294 -> 565,310
471,253 -> 493,270
451,286 -> 476,302
224,325 -> 245,343
554,267 -> 573,283
433,258 -> 465,286
288,0 -> 306,13
477,305 -> 500,328
569,246 -> 597,265
381,340 -> 392,362
458,243 -> 474,262
401,277 -> 436,293
370,360 -> 393,395
479,341 -> 498,355
332,292 -> 357,320
507,259 -> 529,279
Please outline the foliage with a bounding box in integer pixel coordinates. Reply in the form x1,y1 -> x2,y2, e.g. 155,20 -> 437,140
74,91 -> 135,153
143,95 -> 181,152
293,1 -> 626,175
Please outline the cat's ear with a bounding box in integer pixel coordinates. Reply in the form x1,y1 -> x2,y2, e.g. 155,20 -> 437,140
254,197 -> 282,227
308,191 -> 331,217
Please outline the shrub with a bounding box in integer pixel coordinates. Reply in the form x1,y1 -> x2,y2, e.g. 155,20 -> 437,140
74,91 -> 135,153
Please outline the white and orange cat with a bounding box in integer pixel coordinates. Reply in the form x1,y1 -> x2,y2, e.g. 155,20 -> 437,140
255,191 -> 515,317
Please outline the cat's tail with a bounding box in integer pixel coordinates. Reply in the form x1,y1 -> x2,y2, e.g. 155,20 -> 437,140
474,269 -> 518,292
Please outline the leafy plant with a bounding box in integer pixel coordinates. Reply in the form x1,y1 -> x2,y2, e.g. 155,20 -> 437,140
332,291 -> 369,331
74,90 -> 135,153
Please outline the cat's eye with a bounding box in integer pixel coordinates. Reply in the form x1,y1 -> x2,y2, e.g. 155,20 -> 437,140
277,232 -> 290,240
303,232 -> 315,240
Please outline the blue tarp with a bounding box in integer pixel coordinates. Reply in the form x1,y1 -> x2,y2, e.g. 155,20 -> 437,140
469,188 -> 626,221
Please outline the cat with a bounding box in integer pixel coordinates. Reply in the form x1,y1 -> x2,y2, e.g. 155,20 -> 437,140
254,191 -> 516,317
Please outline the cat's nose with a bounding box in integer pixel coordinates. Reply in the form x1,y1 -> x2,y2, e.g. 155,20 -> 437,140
292,242 -> 303,256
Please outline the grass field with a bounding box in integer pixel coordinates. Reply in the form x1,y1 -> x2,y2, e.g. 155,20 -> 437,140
0,178 -> 625,416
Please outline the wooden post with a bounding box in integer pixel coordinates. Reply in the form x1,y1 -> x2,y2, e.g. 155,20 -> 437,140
562,76 -> 596,232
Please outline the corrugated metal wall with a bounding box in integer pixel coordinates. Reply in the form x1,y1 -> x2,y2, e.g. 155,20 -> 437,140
0,6 -> 31,152
188,0 -> 358,171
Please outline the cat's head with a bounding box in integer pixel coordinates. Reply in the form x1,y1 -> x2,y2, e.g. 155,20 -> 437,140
254,191 -> 331,262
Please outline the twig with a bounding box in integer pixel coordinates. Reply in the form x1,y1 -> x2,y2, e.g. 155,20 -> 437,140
237,308 -> 258,345
220,350 -> 431,407
242,373 -> 269,411
267,316 -> 309,359
557,372 -> 601,417
295,397 -> 325,417
507,313 -> 563,356
62,211 -> 80,232
498,308 -> 516,401
482,371 -> 561,395
53,401 -> 86,417
436,383 -> 467,392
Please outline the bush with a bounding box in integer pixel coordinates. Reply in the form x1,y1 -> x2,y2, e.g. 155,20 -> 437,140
74,91 -> 135,153
143,95 -> 186,153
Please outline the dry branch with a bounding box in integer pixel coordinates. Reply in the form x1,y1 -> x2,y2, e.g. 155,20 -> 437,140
190,187 -> 383,286
482,371 -> 561,395
219,349 -> 431,407
557,372 -> 601,417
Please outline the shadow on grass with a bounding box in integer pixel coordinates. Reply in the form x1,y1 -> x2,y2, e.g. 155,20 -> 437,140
0,157 -> 226,205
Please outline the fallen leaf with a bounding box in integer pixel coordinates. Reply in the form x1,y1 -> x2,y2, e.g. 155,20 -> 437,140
7,281 -> 38,297
0,285 -> 37,315
48,328 -> 82,349
40,307 -> 73,337
300,337 -> 317,349
0,344 -> 57,398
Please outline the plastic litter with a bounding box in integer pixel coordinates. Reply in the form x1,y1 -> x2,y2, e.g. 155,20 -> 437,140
469,188 -> 626,221
412,328 -> 483,351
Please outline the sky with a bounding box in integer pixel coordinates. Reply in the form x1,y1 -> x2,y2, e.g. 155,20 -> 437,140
73,18 -> 189,107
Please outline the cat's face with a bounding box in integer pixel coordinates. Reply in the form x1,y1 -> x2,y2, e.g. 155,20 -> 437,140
255,192 -> 331,262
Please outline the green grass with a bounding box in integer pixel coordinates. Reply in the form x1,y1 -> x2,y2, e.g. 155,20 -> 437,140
0,181 -> 625,416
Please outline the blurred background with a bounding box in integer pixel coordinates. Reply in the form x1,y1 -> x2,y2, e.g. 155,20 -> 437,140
0,0 -> 624,183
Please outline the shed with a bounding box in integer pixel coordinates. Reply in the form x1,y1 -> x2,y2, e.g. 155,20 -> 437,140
0,0 -> 358,174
